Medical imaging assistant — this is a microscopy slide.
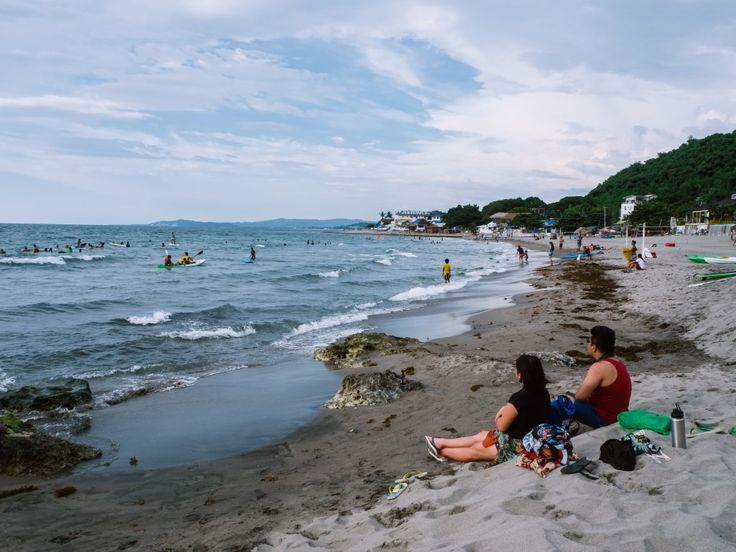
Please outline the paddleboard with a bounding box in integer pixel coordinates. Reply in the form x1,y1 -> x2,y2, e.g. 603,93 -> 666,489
560,251 -> 604,260
108,242 -> 127,248
687,255 -> 736,264
242,257 -> 254,264
694,271 -> 736,281
157,259 -> 206,268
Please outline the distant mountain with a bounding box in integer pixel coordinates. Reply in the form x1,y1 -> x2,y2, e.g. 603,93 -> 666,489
149,218 -> 372,229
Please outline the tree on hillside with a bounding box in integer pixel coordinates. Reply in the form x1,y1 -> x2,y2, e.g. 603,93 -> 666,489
626,199 -> 673,226
481,197 -> 546,221
443,204 -> 483,229
512,212 -> 544,229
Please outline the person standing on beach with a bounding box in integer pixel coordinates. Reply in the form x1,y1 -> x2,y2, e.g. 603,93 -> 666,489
548,240 -> 555,265
570,326 -> 632,428
559,234 -> 564,249
442,258 -> 452,283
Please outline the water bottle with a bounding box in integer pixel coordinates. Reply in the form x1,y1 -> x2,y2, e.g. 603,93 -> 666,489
671,403 -> 687,449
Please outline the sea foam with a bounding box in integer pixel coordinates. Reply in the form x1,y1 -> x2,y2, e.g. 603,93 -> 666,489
160,325 -> 256,340
127,311 -> 172,325
0,256 -> 66,265
390,280 -> 468,302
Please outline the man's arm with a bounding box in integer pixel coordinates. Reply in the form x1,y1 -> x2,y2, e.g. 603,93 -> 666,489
574,364 -> 604,401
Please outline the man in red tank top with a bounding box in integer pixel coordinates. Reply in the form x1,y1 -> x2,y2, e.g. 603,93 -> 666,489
571,326 -> 632,428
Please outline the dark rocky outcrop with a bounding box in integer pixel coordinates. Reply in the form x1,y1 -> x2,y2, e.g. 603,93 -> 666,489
325,370 -> 424,409
0,378 -> 93,411
0,412 -> 101,477
314,332 -> 422,369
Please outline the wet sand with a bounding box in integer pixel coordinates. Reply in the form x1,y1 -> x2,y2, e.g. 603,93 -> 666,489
1,234 -> 735,551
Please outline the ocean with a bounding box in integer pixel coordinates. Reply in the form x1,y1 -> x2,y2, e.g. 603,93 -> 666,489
0,224 -> 540,469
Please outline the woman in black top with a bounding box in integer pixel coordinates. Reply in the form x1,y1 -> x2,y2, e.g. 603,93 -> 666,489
425,355 -> 550,464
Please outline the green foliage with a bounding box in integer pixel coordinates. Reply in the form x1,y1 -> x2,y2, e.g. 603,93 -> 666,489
626,198 -> 673,226
443,204 -> 483,229
481,197 -> 545,221
512,212 -> 544,229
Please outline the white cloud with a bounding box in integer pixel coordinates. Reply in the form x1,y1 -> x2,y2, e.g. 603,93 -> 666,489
0,95 -> 147,119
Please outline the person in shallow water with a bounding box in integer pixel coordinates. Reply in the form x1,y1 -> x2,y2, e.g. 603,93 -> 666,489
424,355 -> 551,464
178,252 -> 192,265
442,258 -> 451,283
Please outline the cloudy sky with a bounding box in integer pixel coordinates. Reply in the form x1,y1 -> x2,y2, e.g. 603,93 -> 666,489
1,1 -> 734,224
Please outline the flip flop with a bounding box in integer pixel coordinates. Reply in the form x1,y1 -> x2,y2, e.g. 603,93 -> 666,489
560,457 -> 599,479
424,436 -> 446,463
387,481 -> 408,500
395,470 -> 428,484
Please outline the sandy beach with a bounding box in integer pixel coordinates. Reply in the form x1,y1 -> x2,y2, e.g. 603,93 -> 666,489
2,233 -> 735,551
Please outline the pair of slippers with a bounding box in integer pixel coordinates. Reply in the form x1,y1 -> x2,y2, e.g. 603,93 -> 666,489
560,457 -> 599,480
425,436 -> 446,463
387,470 -> 428,500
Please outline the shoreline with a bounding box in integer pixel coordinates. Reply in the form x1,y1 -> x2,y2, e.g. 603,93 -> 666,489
2,235 -> 735,550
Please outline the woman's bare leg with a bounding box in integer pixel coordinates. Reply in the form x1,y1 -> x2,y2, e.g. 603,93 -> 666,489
440,442 -> 499,462
434,431 -> 487,451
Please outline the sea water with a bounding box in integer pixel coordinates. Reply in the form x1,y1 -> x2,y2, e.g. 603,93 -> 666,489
0,224 -> 538,469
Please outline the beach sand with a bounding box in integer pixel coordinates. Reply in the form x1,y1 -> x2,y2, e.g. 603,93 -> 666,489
1,234 -> 735,551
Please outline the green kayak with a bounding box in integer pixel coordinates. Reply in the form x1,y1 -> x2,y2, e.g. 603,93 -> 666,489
157,259 -> 206,268
694,271 -> 736,281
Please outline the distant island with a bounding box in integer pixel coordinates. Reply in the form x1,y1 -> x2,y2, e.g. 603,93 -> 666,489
149,218 -> 372,229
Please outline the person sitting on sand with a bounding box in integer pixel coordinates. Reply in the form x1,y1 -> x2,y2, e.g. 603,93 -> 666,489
178,252 -> 192,265
424,355 -> 550,464
570,326 -> 631,428
627,253 -> 646,272
442,258 -> 451,283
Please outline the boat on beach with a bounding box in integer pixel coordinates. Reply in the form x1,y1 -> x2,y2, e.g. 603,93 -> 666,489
687,255 -> 736,264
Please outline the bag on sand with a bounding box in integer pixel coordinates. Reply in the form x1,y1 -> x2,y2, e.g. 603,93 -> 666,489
599,438 -> 636,471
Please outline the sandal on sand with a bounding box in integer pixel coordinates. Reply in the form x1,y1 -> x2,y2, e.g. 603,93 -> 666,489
424,436 -> 446,462
561,457 -> 599,480
395,470 -> 428,484
387,481 -> 409,500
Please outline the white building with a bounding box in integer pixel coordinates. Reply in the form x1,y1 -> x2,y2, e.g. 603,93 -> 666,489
619,194 -> 656,220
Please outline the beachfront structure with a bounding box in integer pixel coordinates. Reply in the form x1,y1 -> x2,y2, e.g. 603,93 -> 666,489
376,210 -> 445,232
620,194 -> 657,221
488,212 -> 519,224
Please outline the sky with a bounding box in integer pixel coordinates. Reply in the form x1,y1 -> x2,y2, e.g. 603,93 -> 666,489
1,1 -> 735,224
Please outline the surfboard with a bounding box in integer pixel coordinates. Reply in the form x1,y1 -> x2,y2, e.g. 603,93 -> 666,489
694,271 -> 736,281
560,251 -> 604,260
687,255 -> 736,264
242,257 -> 254,264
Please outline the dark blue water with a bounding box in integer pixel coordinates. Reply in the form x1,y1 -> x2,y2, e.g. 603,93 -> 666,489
0,224 -> 534,468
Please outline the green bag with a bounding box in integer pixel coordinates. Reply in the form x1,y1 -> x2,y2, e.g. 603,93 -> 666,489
617,410 -> 671,435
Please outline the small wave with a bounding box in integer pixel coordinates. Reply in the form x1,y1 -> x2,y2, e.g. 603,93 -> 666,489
60,254 -> 105,261
390,280 -> 468,302
76,364 -> 152,380
96,376 -> 198,406
0,371 -> 15,392
0,256 -> 66,265
375,258 -> 392,266
127,311 -> 172,325
318,270 -> 341,278
354,302 -> 377,310
255,244 -> 265,248
160,325 -> 256,340
385,248 -> 416,258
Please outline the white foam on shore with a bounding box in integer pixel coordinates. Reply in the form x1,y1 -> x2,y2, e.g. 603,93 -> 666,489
127,311 -> 172,325
0,256 -> 66,265
0,371 -> 15,392
390,279 -> 468,302
160,325 -> 255,340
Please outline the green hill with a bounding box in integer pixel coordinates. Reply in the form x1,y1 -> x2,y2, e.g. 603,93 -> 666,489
465,130 -> 736,231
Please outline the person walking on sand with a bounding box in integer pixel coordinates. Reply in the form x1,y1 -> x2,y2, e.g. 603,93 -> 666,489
548,240 -> 555,265
424,355 -> 550,464
442,258 -> 452,283
569,326 -> 631,428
